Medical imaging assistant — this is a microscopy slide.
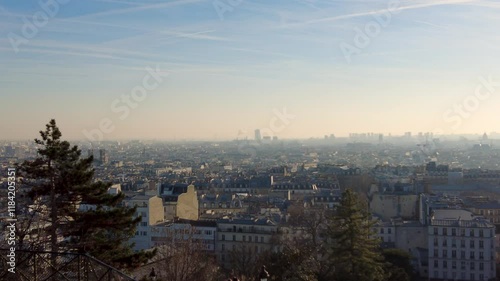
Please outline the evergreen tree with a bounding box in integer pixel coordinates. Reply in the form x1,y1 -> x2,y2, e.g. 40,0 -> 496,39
382,248 -> 413,281
324,188 -> 385,281
17,119 -> 154,269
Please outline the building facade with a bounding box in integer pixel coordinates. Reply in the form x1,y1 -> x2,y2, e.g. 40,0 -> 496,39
428,210 -> 496,281
216,218 -> 279,268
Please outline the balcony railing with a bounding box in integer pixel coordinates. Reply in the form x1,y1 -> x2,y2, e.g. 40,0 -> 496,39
217,228 -> 277,235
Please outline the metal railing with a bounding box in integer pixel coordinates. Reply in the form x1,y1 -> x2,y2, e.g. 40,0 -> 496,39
0,248 -> 136,281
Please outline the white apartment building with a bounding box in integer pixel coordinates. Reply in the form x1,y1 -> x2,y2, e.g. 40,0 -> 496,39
373,220 -> 396,244
428,209 -> 496,281
124,195 -> 164,251
216,218 -> 279,268
150,220 -> 217,252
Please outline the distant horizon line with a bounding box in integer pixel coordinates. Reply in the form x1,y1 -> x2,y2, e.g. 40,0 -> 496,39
1,132 -> 499,143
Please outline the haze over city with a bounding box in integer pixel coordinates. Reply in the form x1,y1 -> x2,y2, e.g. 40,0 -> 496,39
1,0 -> 500,140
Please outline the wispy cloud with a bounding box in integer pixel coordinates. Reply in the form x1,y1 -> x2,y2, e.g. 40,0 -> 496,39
222,47 -> 298,59
0,46 -> 126,60
71,0 -> 206,19
413,20 -> 449,29
158,30 -> 229,42
0,38 -> 165,60
284,0 -> 479,27
90,0 -> 146,6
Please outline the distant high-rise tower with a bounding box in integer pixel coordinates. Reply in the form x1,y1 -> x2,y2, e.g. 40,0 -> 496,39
254,129 -> 261,141
99,149 -> 109,165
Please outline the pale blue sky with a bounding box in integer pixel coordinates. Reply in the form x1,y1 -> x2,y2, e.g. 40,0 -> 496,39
1,0 -> 500,140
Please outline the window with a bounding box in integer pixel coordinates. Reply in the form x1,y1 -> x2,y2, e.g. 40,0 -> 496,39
479,262 -> 484,270
249,236 -> 252,242
434,260 -> 439,268
233,235 -> 236,241
434,237 -> 438,246
470,229 -> 474,237
479,252 -> 484,260
452,250 -> 456,258
443,261 -> 447,268
243,235 -> 246,242
221,244 -> 225,251
443,250 -> 447,258
461,251 -> 465,259
470,240 -> 475,248
443,239 -> 447,246
260,236 -> 264,243
479,240 -> 484,248
140,222 -> 147,227
479,229 -> 483,237
443,228 -> 448,235
434,249 -> 438,257
452,239 -> 456,247
380,228 -> 384,234
388,228 -> 392,234
434,227 -> 438,235
479,274 -> 484,281
470,274 -> 475,281
461,240 -> 466,248
470,262 -> 475,270
222,234 -> 225,241
461,261 -> 466,270
461,229 -> 465,236
452,261 -> 456,269
452,228 -> 456,236
470,252 -> 475,259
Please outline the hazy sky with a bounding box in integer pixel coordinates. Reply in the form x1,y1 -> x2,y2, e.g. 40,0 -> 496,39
1,0 -> 500,141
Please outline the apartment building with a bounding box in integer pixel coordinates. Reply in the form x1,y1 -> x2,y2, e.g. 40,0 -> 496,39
428,209 -> 496,281
216,218 -> 279,268
150,220 -> 217,252
124,194 -> 164,251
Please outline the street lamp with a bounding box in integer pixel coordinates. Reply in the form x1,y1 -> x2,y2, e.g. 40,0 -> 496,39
259,265 -> 270,281
149,267 -> 157,281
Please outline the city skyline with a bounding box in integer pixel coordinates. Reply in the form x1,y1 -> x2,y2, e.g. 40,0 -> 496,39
2,0 -> 500,140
